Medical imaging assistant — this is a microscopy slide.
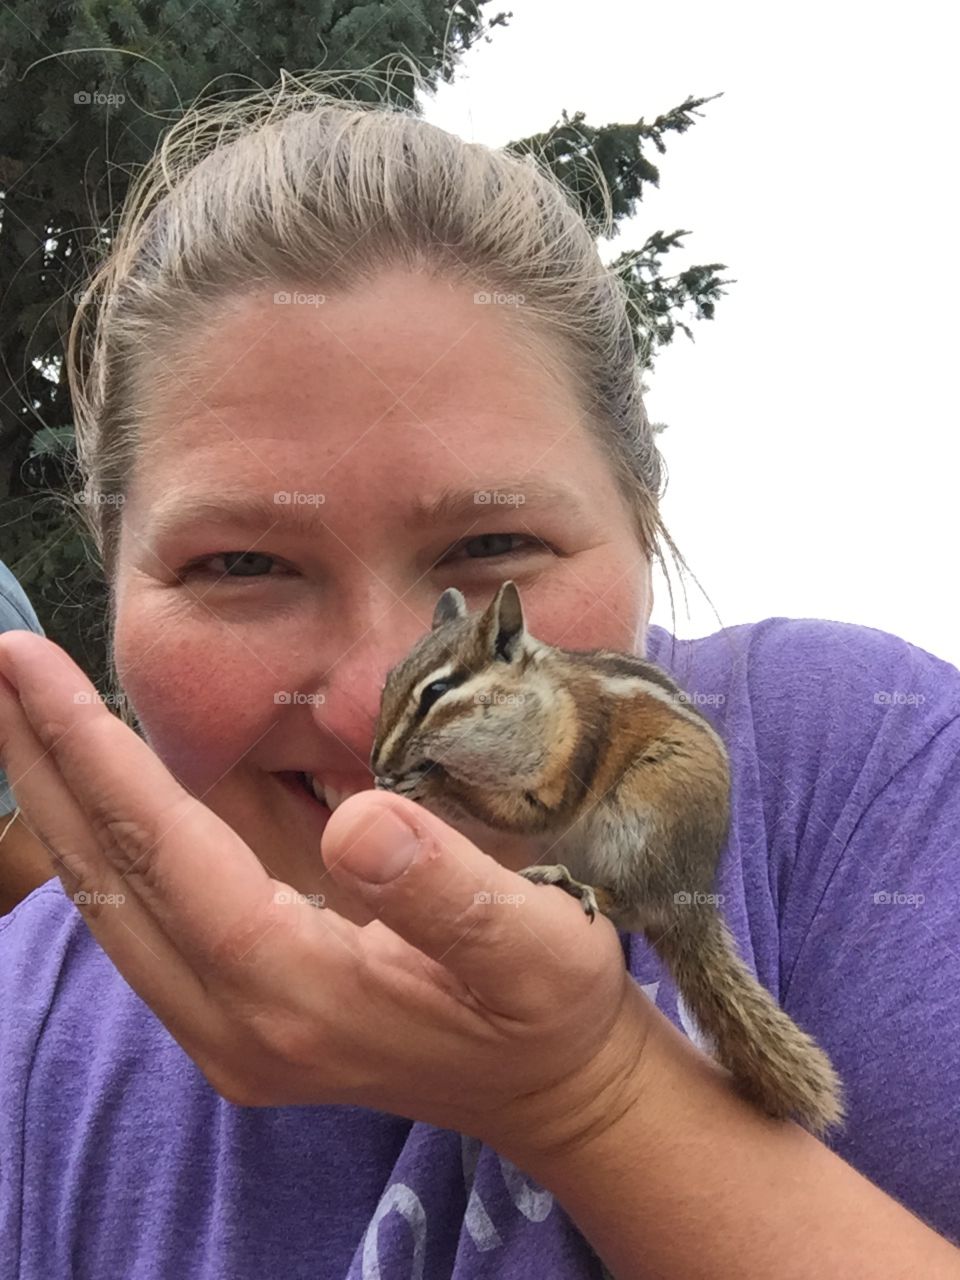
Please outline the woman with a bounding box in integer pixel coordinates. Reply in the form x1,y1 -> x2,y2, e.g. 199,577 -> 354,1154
1,74 -> 958,1279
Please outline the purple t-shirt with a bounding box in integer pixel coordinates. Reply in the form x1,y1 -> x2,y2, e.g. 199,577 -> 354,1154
2,616 -> 959,1277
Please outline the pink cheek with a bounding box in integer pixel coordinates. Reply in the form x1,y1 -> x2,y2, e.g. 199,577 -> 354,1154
536,577 -> 642,653
114,628 -> 278,790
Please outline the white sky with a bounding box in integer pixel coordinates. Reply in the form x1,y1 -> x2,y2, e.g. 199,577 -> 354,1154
418,0 -> 959,663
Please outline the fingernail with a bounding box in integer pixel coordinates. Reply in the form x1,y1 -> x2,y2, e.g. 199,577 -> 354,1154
345,806 -> 422,884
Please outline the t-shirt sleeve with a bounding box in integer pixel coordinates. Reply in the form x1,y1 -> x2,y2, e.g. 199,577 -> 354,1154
771,627 -> 960,1245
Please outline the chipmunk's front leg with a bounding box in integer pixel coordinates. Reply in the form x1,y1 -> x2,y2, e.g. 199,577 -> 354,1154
517,864 -> 619,924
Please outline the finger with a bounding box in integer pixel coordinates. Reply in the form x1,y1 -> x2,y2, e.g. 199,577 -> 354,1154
0,660 -> 140,908
322,790 -> 621,1018
0,631 -> 362,976
0,656 -> 225,1051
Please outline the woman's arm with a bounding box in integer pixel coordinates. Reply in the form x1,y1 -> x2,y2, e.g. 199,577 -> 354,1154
514,981 -> 960,1280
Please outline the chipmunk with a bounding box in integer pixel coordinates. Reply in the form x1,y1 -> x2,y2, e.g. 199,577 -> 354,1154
370,581 -> 845,1137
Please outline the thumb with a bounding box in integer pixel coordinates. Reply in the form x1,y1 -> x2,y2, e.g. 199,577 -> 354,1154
321,790 -> 592,1003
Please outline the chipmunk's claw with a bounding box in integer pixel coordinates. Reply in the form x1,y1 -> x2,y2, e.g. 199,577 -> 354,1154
518,864 -> 599,922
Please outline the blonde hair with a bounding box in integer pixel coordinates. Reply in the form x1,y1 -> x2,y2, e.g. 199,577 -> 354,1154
67,64 -> 697,676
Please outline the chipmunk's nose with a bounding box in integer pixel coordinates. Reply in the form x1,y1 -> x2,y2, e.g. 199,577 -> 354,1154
374,775 -> 396,791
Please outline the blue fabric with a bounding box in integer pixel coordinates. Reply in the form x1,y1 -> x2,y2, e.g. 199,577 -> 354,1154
0,561 -> 45,813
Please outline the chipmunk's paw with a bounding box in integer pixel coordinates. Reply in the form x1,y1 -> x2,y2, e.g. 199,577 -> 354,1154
518,864 -> 600,922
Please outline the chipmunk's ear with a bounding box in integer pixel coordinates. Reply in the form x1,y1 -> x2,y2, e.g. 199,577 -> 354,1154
481,580 -> 525,662
432,587 -> 467,630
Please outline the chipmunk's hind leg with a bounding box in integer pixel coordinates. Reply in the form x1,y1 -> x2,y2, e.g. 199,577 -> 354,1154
518,863 -> 609,923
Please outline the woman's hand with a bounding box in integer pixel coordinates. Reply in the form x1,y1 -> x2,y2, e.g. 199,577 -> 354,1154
0,631 -> 654,1168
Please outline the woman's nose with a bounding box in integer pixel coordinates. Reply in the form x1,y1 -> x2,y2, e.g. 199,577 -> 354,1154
303,618 -> 426,764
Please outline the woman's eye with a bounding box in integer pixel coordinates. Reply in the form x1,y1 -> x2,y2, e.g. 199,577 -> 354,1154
179,534 -> 550,581
183,551 -> 285,578
446,533 -> 544,561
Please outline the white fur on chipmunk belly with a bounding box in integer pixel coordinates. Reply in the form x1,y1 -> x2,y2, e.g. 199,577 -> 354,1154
546,799 -> 656,897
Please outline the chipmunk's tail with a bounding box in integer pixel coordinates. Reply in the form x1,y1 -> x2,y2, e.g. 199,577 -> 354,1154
650,907 -> 846,1137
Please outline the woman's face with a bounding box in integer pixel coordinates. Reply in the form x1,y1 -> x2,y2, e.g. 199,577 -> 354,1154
113,267 -> 652,915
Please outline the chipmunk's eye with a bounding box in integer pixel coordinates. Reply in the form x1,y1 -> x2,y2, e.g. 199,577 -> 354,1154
418,677 -> 459,718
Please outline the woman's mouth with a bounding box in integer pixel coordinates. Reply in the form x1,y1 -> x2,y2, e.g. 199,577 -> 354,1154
275,770 -> 332,824
274,771 -> 376,825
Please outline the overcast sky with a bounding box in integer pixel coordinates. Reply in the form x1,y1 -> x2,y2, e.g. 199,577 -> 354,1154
418,0 -> 958,663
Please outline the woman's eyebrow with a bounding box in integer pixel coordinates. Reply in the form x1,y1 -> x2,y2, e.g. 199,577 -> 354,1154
145,478 -> 587,540
404,479 -> 588,528
145,490 -> 325,540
